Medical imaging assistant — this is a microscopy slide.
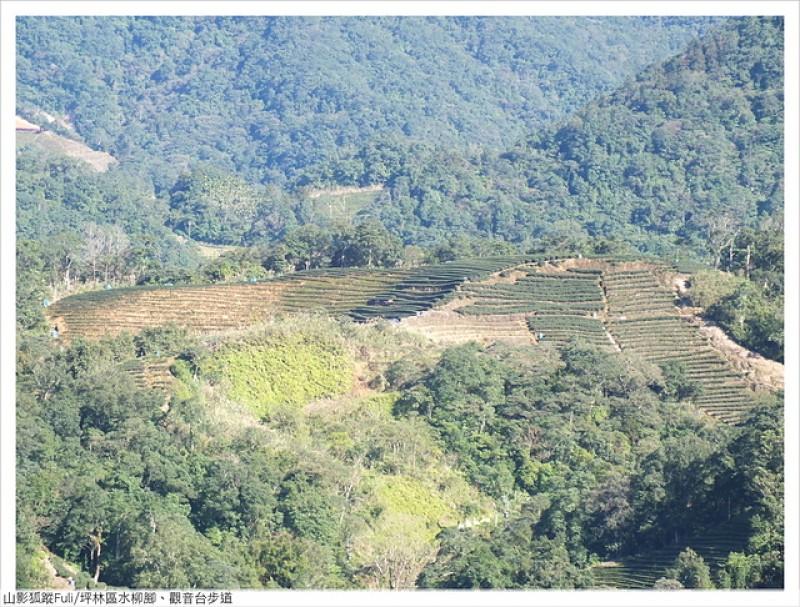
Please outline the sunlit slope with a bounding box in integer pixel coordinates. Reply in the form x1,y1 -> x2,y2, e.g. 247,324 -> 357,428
47,256 -> 545,339
48,256 -> 776,424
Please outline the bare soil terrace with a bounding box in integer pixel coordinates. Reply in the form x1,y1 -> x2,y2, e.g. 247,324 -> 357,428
47,257 -> 782,425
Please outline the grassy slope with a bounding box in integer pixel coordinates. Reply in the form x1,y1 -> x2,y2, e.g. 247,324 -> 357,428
190,317 -> 493,588
16,130 -> 117,172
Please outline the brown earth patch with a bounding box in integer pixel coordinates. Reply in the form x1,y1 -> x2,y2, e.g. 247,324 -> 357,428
400,298 -> 532,345
544,257 -> 604,271
482,269 -> 529,285
695,320 -> 784,391
669,275 -> 783,392
18,129 -> 117,172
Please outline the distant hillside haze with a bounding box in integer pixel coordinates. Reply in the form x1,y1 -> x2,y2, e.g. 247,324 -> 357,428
364,17 -> 783,255
16,16 -> 719,187
15,17 -> 782,268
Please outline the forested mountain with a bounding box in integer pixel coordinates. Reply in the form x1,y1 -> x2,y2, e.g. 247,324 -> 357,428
16,17 -> 781,253
17,16 -> 718,187
16,17 -> 783,357
16,313 -> 784,590
15,14 -> 785,593
364,17 -> 783,256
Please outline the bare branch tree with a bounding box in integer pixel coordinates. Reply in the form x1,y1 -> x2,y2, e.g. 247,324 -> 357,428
81,222 -> 106,283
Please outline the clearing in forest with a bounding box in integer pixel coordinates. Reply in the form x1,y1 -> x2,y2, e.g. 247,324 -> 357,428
16,122 -> 117,172
47,255 -> 781,425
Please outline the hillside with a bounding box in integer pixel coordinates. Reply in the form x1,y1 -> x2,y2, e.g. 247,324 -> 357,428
15,18 -> 782,262
592,516 -> 752,588
19,252 -> 784,590
16,122 -> 117,172
363,17 -> 783,256
47,256 -> 780,425
46,256 -> 545,338
16,16 -> 718,188
15,14 -> 784,593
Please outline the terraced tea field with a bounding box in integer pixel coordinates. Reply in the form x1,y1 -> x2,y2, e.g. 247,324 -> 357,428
401,304 -> 533,345
48,282 -> 291,340
349,256 -> 550,321
276,267 -> 414,317
47,255 -> 776,425
119,357 -> 176,393
592,517 -> 752,588
47,255 -> 548,339
457,265 -> 614,350
602,266 -> 756,424
408,258 -> 769,423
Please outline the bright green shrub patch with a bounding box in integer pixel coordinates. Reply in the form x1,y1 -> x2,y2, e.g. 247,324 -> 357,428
207,335 -> 353,419
362,474 -> 457,541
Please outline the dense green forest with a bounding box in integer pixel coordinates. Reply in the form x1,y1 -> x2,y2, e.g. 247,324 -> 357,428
15,16 -> 782,257
14,15 -> 785,592
16,319 -> 784,589
15,16 -> 781,257
362,17 -> 783,253
17,16 -> 718,187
